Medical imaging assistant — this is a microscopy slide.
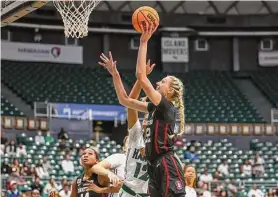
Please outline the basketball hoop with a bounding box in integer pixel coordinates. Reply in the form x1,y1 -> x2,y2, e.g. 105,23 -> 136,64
53,0 -> 101,38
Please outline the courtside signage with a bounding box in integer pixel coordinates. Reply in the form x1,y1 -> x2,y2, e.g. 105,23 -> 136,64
258,51 -> 278,67
51,103 -> 126,121
1,41 -> 83,64
161,37 -> 189,63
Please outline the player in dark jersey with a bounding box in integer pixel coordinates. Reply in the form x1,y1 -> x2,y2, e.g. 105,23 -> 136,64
98,30 -> 186,197
135,23 -> 186,197
49,148 -> 121,197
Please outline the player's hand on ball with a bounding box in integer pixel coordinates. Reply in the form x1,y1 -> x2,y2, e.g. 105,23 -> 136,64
140,22 -> 156,43
99,51 -> 118,75
146,59 -> 155,75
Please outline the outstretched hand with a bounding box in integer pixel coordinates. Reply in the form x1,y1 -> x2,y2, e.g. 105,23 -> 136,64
98,51 -> 118,75
146,59 -> 155,75
99,52 -> 155,76
140,22 -> 157,43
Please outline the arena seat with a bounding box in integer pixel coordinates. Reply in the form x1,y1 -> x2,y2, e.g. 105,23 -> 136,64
1,61 -> 118,106
1,95 -> 24,116
121,71 -> 264,123
0,61 -> 265,122
181,139 -> 278,184
3,136 -> 277,195
1,133 -> 278,196
251,70 -> 278,107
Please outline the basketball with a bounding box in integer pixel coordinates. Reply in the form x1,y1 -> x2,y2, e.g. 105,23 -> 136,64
132,6 -> 160,33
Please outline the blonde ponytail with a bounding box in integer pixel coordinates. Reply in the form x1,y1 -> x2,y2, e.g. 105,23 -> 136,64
177,87 -> 185,136
168,76 -> 185,138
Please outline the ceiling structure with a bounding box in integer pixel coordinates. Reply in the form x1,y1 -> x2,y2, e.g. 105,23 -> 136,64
3,1 -> 278,29
44,0 -> 278,15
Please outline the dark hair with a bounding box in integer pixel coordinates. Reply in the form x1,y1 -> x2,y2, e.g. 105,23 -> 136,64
85,148 -> 99,161
35,162 -> 42,168
13,159 -> 19,165
80,148 -> 99,168
184,165 -> 197,189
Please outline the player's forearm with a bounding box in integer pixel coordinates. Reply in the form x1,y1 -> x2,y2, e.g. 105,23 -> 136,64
112,71 -> 130,105
112,71 -> 148,112
129,80 -> 141,99
91,164 -> 110,177
127,80 -> 141,128
136,41 -> 148,78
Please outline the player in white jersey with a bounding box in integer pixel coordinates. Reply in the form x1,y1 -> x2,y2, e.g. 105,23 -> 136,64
91,137 -> 128,197
98,52 -> 155,197
120,113 -> 149,197
103,150 -> 127,181
115,66 -> 155,197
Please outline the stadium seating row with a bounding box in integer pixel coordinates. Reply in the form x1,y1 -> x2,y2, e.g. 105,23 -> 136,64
2,61 -> 278,123
1,95 -> 24,116
251,70 -> 278,107
121,70 -> 264,123
2,135 -> 278,194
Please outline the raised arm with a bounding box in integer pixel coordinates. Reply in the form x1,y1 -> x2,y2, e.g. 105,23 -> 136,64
91,160 -> 112,177
136,23 -> 161,106
113,72 -> 148,112
127,60 -> 155,129
99,52 -> 148,113
127,80 -> 141,129
91,159 -> 121,187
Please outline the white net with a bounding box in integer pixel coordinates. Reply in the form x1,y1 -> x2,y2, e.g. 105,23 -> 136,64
1,1 -> 16,9
53,0 -> 101,38
1,1 -> 18,12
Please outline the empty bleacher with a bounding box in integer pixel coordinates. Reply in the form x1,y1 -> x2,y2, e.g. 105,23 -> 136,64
1,61 -> 267,123
1,95 -> 24,116
1,61 -> 118,105
251,70 -> 278,107
121,71 -> 264,123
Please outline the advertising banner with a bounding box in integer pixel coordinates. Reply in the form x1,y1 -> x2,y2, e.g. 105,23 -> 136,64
1,41 -> 83,64
50,103 -> 126,121
161,37 -> 189,63
258,51 -> 278,67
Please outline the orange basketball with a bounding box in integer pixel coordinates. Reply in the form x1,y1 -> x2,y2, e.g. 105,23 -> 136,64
132,6 -> 160,33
